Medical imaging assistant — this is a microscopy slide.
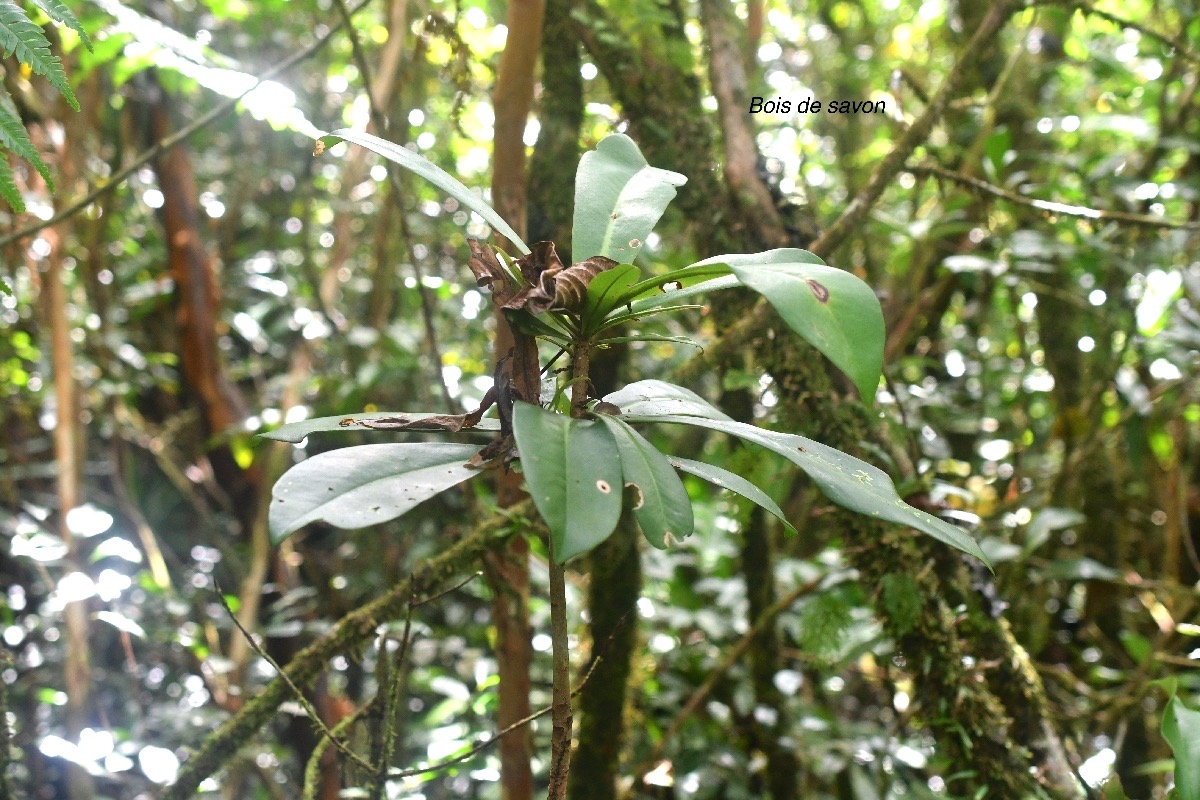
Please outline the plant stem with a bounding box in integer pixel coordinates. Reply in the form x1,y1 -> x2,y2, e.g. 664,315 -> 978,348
546,539 -> 572,800
546,340 -> 592,798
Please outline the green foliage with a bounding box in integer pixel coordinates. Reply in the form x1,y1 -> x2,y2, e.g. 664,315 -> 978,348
797,590 -> 854,661
0,0 -> 91,210
608,380 -> 991,564
691,250 -> 886,402
571,132 -> 686,263
511,401 -> 623,561
1161,687 -> 1200,800
268,134 -> 989,569
666,455 -> 796,535
25,0 -> 90,48
594,412 -> 694,550
880,573 -> 921,637
268,443 -> 482,542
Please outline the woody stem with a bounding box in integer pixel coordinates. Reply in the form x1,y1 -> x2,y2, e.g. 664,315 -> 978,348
546,338 -> 592,799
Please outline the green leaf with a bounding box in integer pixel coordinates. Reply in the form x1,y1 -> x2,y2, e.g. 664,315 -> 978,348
582,263 -> 640,334
0,150 -> 22,211
511,401 -> 622,562
595,414 -> 693,549
1024,507 -> 1085,554
880,574 -> 921,636
319,128 -> 530,255
667,455 -> 796,535
620,261 -> 736,305
27,0 -> 92,49
0,0 -> 79,110
506,308 -> 574,343
623,275 -> 740,316
259,413 -> 500,443
797,590 -> 853,660
572,133 -> 686,263
0,88 -> 51,185
1039,557 -> 1120,582
595,333 -> 702,349
593,302 -> 708,331
689,249 -> 885,401
0,276 -> 12,295
604,379 -> 732,422
268,443 -> 482,543
607,380 -> 990,565
1162,692 -> 1200,800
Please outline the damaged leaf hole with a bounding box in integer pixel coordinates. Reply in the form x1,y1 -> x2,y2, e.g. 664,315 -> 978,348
595,479 -> 612,494
661,280 -> 682,292
626,483 -> 645,510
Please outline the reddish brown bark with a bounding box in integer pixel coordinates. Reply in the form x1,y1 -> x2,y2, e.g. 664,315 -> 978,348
147,97 -> 247,436
486,3 -> 546,798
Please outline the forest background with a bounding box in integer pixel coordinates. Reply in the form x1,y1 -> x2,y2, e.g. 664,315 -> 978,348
1,0 -> 1198,798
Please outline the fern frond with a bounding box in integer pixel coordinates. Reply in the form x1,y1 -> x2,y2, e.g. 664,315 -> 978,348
0,87 -> 51,185
0,154 -> 24,212
0,0 -> 79,111
26,0 -> 92,50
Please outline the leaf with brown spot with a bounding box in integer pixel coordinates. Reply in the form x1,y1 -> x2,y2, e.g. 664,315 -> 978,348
806,278 -> 830,303
594,413 -> 693,550
511,402 -> 623,561
682,249 -> 885,401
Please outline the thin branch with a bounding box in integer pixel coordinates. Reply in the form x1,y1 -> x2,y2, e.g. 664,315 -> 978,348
215,586 -> 374,772
304,696 -> 379,800
909,163 -> 1200,230
0,0 -> 375,250
368,581 -> 416,800
412,571 -> 482,607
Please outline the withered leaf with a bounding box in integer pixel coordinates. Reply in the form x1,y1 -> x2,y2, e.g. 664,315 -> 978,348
466,434 -> 516,470
517,241 -> 619,314
467,240 -> 531,309
467,239 -> 619,315
345,414 -> 480,433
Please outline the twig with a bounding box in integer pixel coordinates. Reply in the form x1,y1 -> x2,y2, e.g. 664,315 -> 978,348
303,696 -> 379,800
370,582 -> 416,799
0,0 -> 375,250
0,650 -> 12,800
545,540 -> 573,800
909,163 -> 1200,230
214,585 -> 375,772
412,571 -> 482,607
